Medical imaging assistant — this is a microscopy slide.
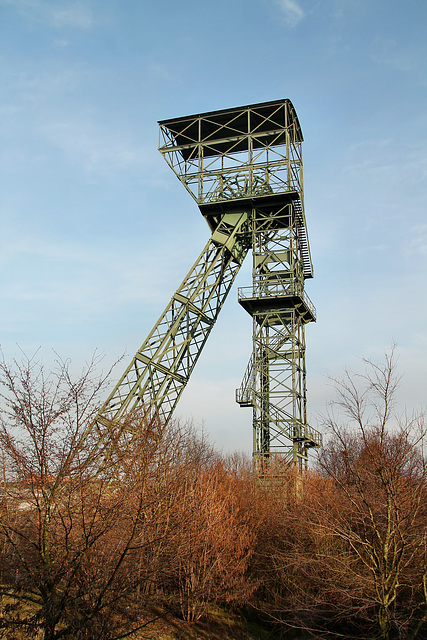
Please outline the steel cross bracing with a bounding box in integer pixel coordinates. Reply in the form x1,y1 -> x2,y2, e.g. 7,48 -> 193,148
96,211 -> 250,432
236,198 -> 321,472
95,99 -> 321,470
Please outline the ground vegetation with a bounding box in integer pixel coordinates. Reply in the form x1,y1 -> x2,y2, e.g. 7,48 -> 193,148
0,349 -> 426,640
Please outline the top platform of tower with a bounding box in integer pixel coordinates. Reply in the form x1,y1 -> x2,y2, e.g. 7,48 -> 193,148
158,99 -> 313,279
158,99 -> 303,161
157,100 -> 312,278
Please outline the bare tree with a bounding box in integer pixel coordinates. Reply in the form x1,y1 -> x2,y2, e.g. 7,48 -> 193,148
249,350 -> 427,640
164,453 -> 256,622
0,352 -> 186,640
316,349 -> 427,639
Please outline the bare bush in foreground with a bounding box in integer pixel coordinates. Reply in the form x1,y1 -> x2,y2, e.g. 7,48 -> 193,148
252,350 -> 427,640
0,353 -> 190,639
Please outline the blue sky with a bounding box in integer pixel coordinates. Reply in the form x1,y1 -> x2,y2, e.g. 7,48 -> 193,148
1,0 -> 426,455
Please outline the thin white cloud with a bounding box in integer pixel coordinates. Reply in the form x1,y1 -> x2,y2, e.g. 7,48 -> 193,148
370,37 -> 427,83
276,0 -> 305,26
343,138 -> 427,195
147,63 -> 179,84
37,118 -> 162,181
53,38 -> 71,49
1,0 -> 93,29
404,225 -> 427,258
0,222 -> 191,310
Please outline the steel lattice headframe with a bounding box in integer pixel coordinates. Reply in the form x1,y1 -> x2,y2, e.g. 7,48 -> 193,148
95,99 -> 322,472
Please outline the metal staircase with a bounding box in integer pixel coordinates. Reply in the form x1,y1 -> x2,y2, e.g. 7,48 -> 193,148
293,196 -> 313,279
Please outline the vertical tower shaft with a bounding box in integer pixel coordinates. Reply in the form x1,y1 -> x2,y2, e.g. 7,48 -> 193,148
237,198 -> 320,472
253,207 -> 310,468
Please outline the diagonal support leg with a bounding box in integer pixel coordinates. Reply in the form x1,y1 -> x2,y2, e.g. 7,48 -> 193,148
96,211 -> 250,430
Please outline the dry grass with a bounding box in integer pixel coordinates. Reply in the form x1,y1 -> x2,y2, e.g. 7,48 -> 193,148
128,604 -> 276,640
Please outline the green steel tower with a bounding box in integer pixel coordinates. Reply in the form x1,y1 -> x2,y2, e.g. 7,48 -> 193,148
96,99 -> 322,470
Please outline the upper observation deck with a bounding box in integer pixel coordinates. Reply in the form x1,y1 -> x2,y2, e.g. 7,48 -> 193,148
158,99 -> 304,207
158,99 -> 313,279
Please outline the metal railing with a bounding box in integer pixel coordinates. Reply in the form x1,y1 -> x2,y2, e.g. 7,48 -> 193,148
238,284 -> 316,320
238,390 -> 322,448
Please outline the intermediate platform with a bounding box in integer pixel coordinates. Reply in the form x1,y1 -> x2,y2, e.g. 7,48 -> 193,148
238,286 -> 316,323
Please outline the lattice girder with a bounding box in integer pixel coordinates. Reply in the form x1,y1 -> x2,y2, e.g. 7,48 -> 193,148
89,100 -> 318,474
96,210 -> 250,429
236,198 -> 321,472
158,100 -> 304,207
